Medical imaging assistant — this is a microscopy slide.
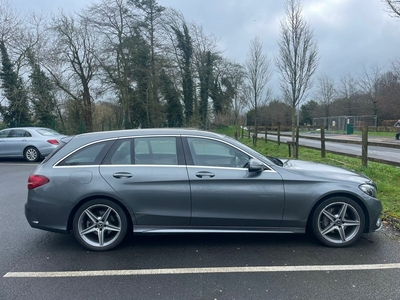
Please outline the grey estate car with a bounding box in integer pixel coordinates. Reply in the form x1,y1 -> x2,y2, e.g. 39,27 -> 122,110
0,127 -> 65,162
25,128 -> 382,251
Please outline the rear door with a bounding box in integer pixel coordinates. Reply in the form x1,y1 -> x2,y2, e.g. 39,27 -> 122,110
99,136 -> 191,226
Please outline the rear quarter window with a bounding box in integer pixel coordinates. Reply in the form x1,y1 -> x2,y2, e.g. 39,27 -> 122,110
57,140 -> 114,166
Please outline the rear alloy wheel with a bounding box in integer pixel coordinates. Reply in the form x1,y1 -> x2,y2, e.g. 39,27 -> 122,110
312,197 -> 365,247
73,199 -> 128,251
24,146 -> 40,162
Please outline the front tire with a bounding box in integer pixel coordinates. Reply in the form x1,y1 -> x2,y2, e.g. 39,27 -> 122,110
24,146 -> 40,162
73,199 -> 128,251
312,197 -> 365,247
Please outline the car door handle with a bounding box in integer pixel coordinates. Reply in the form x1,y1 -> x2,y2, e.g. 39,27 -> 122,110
113,172 -> 133,179
195,171 -> 215,178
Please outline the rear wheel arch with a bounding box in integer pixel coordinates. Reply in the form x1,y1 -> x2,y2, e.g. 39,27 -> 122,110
23,146 -> 41,162
67,196 -> 134,233
71,198 -> 134,251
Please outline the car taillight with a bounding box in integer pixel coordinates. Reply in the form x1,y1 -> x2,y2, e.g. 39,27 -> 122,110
28,175 -> 50,189
47,139 -> 59,145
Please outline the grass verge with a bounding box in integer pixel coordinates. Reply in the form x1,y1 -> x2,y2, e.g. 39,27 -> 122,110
214,126 -> 400,221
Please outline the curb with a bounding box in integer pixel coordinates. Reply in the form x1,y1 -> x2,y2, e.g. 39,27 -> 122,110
382,213 -> 400,230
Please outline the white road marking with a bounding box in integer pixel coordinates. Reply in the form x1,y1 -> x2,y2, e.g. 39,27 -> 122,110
4,263 -> 400,278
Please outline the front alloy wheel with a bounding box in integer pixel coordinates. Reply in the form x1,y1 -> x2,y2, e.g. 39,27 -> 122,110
312,197 -> 365,247
73,199 -> 128,251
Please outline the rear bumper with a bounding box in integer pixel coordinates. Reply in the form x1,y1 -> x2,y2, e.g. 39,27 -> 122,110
25,200 -> 70,234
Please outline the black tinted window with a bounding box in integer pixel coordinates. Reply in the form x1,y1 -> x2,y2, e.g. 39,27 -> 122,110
134,137 -> 178,165
0,130 -> 11,138
187,137 -> 249,168
9,129 -> 30,137
58,141 -> 113,166
103,139 -> 132,165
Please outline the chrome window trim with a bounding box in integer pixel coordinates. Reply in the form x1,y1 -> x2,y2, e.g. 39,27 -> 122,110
52,133 -> 272,170
186,165 -> 277,173
100,164 -> 187,169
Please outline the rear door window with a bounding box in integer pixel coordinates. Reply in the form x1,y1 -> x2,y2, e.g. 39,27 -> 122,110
134,137 -> 178,165
103,139 -> 132,165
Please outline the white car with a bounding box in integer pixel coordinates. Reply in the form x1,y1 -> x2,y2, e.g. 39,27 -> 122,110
0,127 -> 66,162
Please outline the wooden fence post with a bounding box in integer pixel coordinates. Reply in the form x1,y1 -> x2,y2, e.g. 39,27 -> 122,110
362,126 -> 368,167
295,126 -> 299,159
277,124 -> 281,146
321,126 -> 326,158
265,127 -> 267,142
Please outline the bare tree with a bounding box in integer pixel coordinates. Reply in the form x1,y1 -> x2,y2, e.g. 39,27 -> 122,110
216,58 -> 246,137
132,0 -> 166,127
275,0 -> 319,140
338,73 -> 359,116
392,59 -> 400,77
83,0 -> 138,129
0,0 -> 27,77
315,73 -> 336,122
358,64 -> 382,117
245,37 -> 272,145
382,0 -> 400,18
46,11 -> 98,132
0,0 -> 22,44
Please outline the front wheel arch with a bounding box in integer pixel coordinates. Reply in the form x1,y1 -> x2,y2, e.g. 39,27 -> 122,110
306,193 -> 369,234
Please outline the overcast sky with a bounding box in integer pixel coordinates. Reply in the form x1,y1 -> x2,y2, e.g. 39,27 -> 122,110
10,0 -> 400,99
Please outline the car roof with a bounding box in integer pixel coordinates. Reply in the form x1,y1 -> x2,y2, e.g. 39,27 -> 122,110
69,128 -> 225,143
1,127 -> 52,131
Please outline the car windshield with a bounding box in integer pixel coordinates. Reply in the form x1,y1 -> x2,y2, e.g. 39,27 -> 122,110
36,128 -> 62,136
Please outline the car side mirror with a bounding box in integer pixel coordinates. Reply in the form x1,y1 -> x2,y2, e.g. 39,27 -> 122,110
248,158 -> 264,172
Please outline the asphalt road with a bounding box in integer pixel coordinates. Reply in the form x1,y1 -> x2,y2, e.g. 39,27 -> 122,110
265,133 -> 400,165
1,160 -> 400,300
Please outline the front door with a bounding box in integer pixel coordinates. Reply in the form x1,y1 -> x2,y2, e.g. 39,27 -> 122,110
184,137 -> 285,227
5,129 -> 31,156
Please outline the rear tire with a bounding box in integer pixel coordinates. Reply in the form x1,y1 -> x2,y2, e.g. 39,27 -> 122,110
312,197 -> 365,247
73,199 -> 128,251
24,146 -> 40,162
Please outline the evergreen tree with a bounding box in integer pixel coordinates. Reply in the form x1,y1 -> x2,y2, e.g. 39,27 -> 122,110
172,24 -> 193,125
300,100 -> 320,126
210,76 -> 224,114
27,52 -> 58,129
198,51 -> 213,129
131,0 -> 166,127
0,41 -> 30,127
160,69 -> 183,127
126,30 -> 152,128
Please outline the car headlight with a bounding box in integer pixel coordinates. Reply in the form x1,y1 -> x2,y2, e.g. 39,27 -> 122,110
359,184 -> 377,198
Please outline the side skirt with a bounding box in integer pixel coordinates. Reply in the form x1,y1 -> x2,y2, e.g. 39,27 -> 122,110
132,226 -> 305,234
